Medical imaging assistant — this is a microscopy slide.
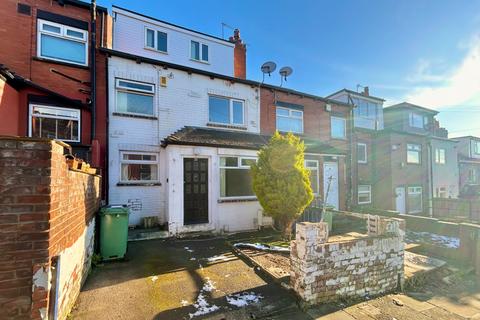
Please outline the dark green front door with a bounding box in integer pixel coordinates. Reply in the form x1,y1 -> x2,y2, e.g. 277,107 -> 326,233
183,158 -> 209,225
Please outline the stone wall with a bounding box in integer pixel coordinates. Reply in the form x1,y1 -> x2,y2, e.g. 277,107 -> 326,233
290,215 -> 405,305
0,137 -> 101,319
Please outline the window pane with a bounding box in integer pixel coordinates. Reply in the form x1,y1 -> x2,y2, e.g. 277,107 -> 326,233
146,29 -> 155,48
220,157 -> 238,167
117,91 -> 154,115
57,119 -> 73,140
220,168 -> 254,197
277,117 -> 302,133
42,24 -> 61,33
41,34 -> 86,64
358,185 -> 370,193
357,144 -> 366,162
331,118 -> 346,138
410,113 -> 424,128
232,101 -> 244,124
241,158 -> 256,167
117,80 -> 153,92
157,31 -> 167,52
276,108 -> 289,116
408,193 -> 422,212
291,110 -> 303,118
191,41 -> 200,60
209,96 -> 229,123
121,164 -> 157,181
201,44 -> 208,61
407,151 -> 420,163
66,29 -> 84,39
33,106 -> 78,119
40,117 -> 56,139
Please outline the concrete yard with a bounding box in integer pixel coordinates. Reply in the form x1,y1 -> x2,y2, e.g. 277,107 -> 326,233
71,236 -> 480,320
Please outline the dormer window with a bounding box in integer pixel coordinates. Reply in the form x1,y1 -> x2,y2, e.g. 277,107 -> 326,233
37,19 -> 88,66
191,41 -> 208,62
145,28 -> 167,52
409,112 -> 428,129
473,140 -> 480,155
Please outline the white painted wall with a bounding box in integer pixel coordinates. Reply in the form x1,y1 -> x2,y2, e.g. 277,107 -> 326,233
112,7 -> 235,76
166,145 -> 271,235
108,56 -> 260,227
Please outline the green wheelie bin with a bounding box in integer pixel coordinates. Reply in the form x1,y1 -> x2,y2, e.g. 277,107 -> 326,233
99,205 -> 129,261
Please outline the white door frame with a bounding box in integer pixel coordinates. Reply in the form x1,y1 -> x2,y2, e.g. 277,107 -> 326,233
323,162 -> 339,210
395,186 -> 406,214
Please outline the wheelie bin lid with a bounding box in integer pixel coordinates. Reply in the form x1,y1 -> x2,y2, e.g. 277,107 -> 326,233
99,205 -> 129,215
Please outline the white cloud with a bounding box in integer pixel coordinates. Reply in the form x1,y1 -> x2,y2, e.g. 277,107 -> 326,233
404,35 -> 480,109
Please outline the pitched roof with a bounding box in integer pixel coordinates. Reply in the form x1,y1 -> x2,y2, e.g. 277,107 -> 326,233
161,126 -> 346,155
327,88 -> 386,102
384,102 -> 438,115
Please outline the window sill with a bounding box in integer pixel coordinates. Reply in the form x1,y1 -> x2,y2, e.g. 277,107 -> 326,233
144,47 -> 168,55
207,123 -> 247,130
112,112 -> 158,120
117,182 -> 162,187
358,161 -> 368,165
33,56 -> 89,69
331,137 -> 347,141
358,202 -> 372,205
190,58 -> 210,65
218,197 -> 257,203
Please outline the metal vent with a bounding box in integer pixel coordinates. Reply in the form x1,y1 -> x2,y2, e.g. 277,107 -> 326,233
17,3 -> 31,15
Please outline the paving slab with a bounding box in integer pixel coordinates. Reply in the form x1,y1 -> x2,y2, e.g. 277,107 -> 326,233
428,296 -> 480,318
391,294 -> 435,312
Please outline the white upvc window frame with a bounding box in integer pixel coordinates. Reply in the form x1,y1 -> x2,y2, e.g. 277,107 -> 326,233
407,143 -> 422,164
436,187 -> 448,198
29,104 -> 81,142
37,19 -> 88,66
468,168 -> 478,184
435,148 -> 446,165
473,140 -> 480,156
357,143 -> 368,164
144,27 -> 168,53
409,112 -> 427,129
219,156 -> 257,200
276,107 -> 304,134
208,95 -> 245,126
191,40 -> 209,63
357,185 -> 372,204
115,78 -> 155,116
407,186 -> 423,214
119,151 -> 159,183
331,116 -> 347,139
305,160 -> 319,195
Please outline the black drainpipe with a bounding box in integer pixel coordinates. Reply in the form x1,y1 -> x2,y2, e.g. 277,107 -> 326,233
90,0 -> 97,141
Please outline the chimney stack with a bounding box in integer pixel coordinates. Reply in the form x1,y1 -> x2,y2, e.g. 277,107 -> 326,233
363,86 -> 369,96
229,29 -> 246,79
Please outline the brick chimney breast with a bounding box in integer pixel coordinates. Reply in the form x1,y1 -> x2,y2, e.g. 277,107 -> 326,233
363,86 -> 370,96
229,29 -> 247,79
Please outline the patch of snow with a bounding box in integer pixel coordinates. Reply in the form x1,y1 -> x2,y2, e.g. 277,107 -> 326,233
151,276 -> 158,282
406,231 -> 460,249
202,278 -> 216,292
189,293 -> 219,318
181,300 -> 189,306
226,292 -> 263,307
207,255 -> 231,262
184,246 -> 194,253
233,242 -> 290,252
190,257 -> 196,261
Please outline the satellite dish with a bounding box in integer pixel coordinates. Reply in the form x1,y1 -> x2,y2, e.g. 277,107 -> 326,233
279,66 -> 293,86
261,61 -> 277,76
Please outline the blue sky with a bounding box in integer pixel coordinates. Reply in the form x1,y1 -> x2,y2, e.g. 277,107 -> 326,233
98,0 -> 480,137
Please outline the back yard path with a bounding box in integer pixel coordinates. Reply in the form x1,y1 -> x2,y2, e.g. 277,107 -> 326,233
71,235 -> 480,319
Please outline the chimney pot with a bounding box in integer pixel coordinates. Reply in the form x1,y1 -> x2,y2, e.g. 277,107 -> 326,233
363,86 -> 369,96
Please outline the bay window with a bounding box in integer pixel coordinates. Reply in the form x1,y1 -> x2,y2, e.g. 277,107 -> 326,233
37,19 -> 88,66
29,105 -> 80,142
276,107 -> 303,133
115,79 -> 155,116
220,156 -> 256,198
120,152 -> 158,183
209,96 -> 244,126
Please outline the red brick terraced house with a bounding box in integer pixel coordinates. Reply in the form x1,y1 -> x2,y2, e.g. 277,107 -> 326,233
0,0 -> 110,180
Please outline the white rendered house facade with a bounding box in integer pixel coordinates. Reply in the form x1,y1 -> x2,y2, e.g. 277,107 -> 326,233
106,52 -> 270,233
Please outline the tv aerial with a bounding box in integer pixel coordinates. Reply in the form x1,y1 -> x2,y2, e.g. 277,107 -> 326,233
279,66 -> 293,87
260,61 -> 277,83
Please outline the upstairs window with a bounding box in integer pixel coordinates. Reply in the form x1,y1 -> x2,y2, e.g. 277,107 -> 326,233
331,116 -> 346,139
120,152 -> 158,182
409,112 -> 428,129
115,79 -> 155,116
305,160 -> 319,195
37,19 -> 88,66
357,143 -> 367,164
407,143 -> 421,164
220,156 -> 256,198
468,168 -> 478,184
145,28 -> 167,52
29,105 -> 80,142
209,96 -> 244,126
473,141 -> 480,155
276,107 -> 303,133
191,41 -> 208,62
435,148 -> 446,164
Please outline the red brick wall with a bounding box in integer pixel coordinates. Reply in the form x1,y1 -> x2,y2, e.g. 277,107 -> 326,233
0,137 -> 101,319
260,88 -> 350,151
0,80 -> 20,135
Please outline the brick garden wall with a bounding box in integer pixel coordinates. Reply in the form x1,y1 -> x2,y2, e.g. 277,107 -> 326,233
290,216 -> 405,305
0,137 -> 101,319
